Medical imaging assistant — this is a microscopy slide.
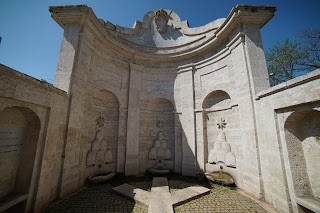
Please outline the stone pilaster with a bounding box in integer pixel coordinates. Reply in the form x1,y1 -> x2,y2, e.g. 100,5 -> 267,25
177,69 -> 196,176
53,24 -> 82,93
117,108 -> 128,173
125,65 -> 141,175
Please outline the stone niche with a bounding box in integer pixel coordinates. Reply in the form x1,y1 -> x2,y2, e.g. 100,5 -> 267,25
85,90 -> 119,177
284,109 -> 320,211
140,98 -> 175,173
203,90 -> 241,184
0,106 -> 40,212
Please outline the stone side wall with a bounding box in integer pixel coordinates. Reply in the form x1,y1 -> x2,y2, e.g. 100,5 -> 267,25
255,70 -> 320,213
0,65 -> 68,212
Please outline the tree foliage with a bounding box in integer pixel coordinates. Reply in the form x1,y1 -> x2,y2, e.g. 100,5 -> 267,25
266,28 -> 320,86
299,28 -> 320,70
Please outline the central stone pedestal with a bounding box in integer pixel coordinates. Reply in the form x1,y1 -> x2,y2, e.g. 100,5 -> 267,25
112,177 -> 210,213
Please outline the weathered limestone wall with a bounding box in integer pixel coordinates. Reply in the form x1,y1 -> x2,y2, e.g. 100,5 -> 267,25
191,29 -> 266,198
255,70 -> 320,213
4,4 -> 320,213
54,24 -> 130,197
48,4 -> 276,201
0,65 -> 68,212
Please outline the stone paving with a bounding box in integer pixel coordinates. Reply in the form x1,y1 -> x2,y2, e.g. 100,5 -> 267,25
47,174 -> 268,213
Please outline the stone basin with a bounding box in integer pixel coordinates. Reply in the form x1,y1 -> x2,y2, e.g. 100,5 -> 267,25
149,168 -> 170,175
87,172 -> 115,184
205,171 -> 235,186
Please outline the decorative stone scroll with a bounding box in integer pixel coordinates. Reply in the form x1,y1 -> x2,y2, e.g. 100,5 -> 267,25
208,132 -> 236,167
149,131 -> 171,160
86,130 -> 113,167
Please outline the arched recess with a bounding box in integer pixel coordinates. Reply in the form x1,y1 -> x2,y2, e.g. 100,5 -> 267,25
202,90 -> 231,110
203,90 -> 240,185
284,109 -> 320,200
85,89 -> 120,177
0,106 -> 41,212
140,98 -> 175,173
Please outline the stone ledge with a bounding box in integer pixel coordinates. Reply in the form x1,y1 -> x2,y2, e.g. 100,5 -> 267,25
296,197 -> 320,213
256,69 -> 320,100
0,194 -> 29,212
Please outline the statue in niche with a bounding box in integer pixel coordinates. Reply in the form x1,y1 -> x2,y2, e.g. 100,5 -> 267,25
155,9 -> 170,33
208,132 -> 236,167
148,131 -> 171,160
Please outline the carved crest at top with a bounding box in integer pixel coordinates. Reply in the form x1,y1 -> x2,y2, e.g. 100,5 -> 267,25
155,9 -> 170,33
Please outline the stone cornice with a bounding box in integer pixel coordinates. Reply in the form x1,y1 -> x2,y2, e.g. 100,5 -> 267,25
49,5 -> 276,63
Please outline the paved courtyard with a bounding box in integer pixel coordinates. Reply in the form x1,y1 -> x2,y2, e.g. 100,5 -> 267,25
48,174 -> 268,213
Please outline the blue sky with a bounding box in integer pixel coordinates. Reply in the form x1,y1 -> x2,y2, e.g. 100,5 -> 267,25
0,0 -> 319,82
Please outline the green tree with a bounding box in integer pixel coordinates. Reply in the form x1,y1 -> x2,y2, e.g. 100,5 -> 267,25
266,39 -> 307,86
299,28 -> 320,70
266,28 -> 320,86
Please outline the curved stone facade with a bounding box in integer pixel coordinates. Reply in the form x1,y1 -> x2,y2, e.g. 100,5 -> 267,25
1,4 -> 320,213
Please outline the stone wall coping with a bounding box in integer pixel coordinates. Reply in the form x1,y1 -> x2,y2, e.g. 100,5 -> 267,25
256,69 -> 320,100
0,64 -> 68,96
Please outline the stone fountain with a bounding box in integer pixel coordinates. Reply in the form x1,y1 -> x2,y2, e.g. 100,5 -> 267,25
87,164 -> 115,184
205,165 -> 235,186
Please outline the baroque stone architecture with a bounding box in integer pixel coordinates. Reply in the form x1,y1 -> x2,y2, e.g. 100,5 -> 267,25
0,4 -> 319,213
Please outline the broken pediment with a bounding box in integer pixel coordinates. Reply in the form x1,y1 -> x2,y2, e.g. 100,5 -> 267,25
101,8 -> 225,48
